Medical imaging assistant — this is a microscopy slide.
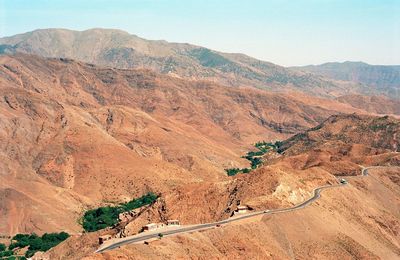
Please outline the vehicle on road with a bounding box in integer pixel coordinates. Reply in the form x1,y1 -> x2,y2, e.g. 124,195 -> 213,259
340,178 -> 348,184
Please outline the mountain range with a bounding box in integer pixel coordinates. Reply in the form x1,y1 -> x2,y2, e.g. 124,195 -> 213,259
1,28 -> 399,99
293,61 -> 400,98
0,28 -> 400,259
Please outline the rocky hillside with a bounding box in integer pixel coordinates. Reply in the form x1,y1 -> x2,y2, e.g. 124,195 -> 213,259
280,114 -> 400,155
2,53 -> 399,235
1,54 -> 399,258
42,115 -> 400,259
0,28 -> 352,97
274,114 -> 400,177
293,61 -> 400,98
336,94 -> 400,115
0,53 -> 365,235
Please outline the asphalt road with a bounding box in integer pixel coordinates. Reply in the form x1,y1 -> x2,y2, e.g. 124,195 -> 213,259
96,167 -> 371,253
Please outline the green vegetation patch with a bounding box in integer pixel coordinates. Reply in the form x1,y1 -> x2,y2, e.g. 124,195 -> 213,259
225,141 -> 282,176
7,232 -> 69,258
0,250 -> 14,258
82,192 -> 158,232
1,256 -> 27,260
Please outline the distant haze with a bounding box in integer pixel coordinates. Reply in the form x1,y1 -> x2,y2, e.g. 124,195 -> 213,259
1,0 -> 400,66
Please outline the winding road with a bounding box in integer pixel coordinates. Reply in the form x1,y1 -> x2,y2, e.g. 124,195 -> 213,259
96,167 -> 372,253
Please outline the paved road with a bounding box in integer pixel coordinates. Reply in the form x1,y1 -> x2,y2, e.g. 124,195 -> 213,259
96,167 -> 372,253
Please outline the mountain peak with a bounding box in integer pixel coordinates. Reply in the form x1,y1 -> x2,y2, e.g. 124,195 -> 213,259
0,28 -> 344,98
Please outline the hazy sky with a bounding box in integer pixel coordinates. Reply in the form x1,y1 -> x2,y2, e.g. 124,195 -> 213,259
1,0 -> 399,66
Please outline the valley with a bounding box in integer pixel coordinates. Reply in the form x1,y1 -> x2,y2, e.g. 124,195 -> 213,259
0,27 -> 399,259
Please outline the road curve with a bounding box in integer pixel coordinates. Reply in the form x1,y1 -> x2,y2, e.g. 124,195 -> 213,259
96,167 -> 373,253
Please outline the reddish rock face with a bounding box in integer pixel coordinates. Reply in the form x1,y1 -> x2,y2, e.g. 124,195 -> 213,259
1,54 -> 400,259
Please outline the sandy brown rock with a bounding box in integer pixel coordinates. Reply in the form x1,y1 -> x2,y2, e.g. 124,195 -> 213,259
1,54 -> 389,235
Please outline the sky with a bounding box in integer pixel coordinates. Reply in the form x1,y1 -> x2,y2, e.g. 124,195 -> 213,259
1,0 -> 399,66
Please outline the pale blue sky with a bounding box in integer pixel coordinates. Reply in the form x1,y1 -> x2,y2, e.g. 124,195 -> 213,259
1,0 -> 399,66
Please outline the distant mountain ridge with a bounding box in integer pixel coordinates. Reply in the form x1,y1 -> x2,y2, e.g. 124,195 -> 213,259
292,61 -> 400,98
1,28 -> 399,99
0,28 -> 351,97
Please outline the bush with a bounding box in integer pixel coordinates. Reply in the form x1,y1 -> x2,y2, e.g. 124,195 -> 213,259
0,243 -> 6,251
9,234 -> 38,250
25,249 -> 36,258
0,250 -> 13,257
226,140 -> 281,176
10,256 -> 27,260
225,168 -> 242,176
122,193 -> 158,211
7,256 -> 27,260
242,168 -> 251,173
8,232 -> 69,258
274,141 -> 283,148
82,206 -> 120,232
249,157 -> 262,168
245,151 -> 263,157
82,193 -> 158,232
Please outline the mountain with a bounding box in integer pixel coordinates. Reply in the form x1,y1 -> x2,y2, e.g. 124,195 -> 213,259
45,114 -> 400,259
1,29 -> 400,259
0,28 -> 353,97
293,61 -> 400,98
1,52 -> 400,258
2,53 -> 398,236
0,53 -> 341,235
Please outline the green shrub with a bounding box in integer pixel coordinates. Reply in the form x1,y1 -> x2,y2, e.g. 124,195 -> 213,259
226,140 -> 282,176
82,193 -> 158,232
249,157 -> 262,168
25,249 -> 36,258
8,232 -> 69,258
274,141 -> 283,148
9,234 -> 38,250
0,250 -> 13,257
122,193 -> 158,211
82,206 -> 120,232
225,168 -> 242,176
0,243 -> 6,251
242,168 -> 251,173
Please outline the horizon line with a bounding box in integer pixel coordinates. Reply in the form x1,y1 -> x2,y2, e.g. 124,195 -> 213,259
1,27 -> 399,68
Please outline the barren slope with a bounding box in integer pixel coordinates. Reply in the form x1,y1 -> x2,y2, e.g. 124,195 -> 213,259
0,54 -> 372,235
1,54 -> 400,260
41,115 -> 400,259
